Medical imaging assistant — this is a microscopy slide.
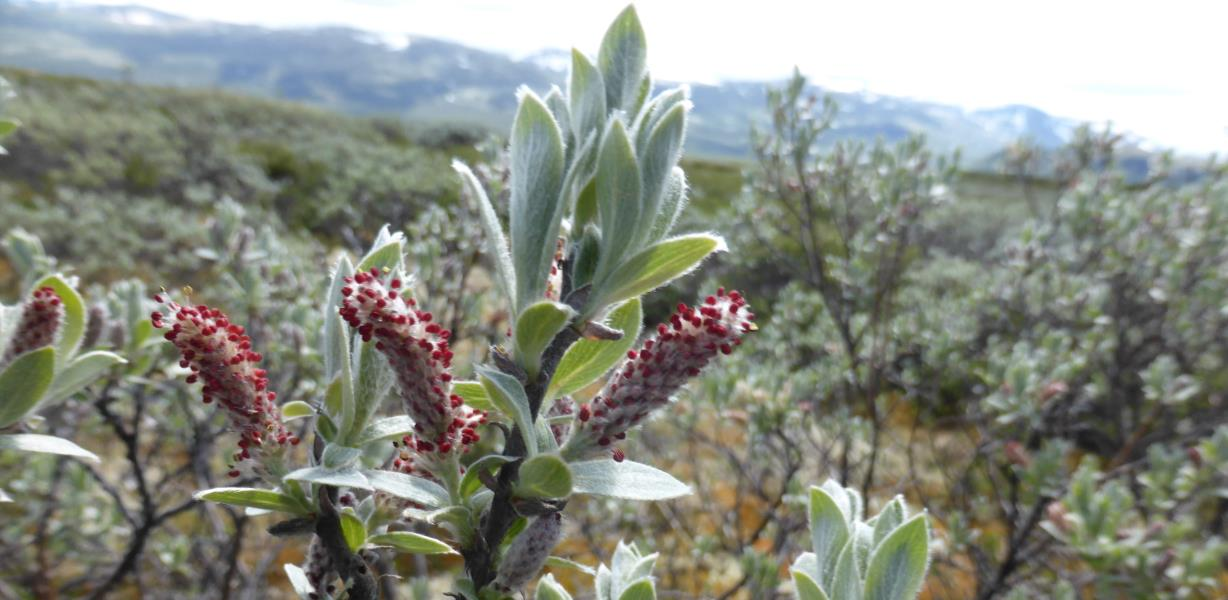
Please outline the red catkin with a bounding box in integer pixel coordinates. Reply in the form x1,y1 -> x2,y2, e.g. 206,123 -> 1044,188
561,289 -> 754,461
151,296 -> 295,478
339,270 -> 485,474
1,286 -> 63,368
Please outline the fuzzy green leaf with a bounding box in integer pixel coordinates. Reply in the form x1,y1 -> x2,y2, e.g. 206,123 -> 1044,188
0,346 -> 56,428
593,119 -> 643,285
477,365 -> 537,455
548,298 -> 642,399
808,485 -> 850,585
536,573 -> 574,600
864,514 -> 930,600
454,160 -> 516,305
367,531 -> 457,555
791,568 -> 830,600
597,5 -> 648,113
873,496 -> 907,547
280,400 -> 314,420
356,229 -> 404,274
515,301 -> 576,378
284,466 -> 371,491
570,459 -> 690,501
516,453 -> 573,499
509,90 -> 566,313
647,168 -> 687,243
591,233 -> 724,311
354,415 -> 415,445
452,380 -> 495,412
618,579 -> 656,600
569,49 -> 607,143
460,454 -> 515,498
193,487 -> 307,514
43,350 -> 125,405
362,469 -> 450,508
340,511 -> 366,552
635,101 -> 688,249
0,432 -> 98,462
323,256 -> 354,381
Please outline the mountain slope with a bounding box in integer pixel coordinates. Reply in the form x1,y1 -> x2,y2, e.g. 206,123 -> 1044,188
0,0 -> 1077,161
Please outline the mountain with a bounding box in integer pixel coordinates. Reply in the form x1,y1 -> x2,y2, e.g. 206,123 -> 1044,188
0,0 -> 1079,162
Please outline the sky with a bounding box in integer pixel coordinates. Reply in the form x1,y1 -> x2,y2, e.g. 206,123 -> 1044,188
62,0 -> 1228,154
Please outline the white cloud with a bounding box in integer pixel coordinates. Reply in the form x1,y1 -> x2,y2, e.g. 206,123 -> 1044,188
49,0 -> 1228,153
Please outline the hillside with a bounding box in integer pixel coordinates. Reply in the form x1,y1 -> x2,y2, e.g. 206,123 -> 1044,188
0,0 -> 1079,163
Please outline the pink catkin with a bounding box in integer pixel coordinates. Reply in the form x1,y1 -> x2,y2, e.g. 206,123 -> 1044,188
2,286 -> 63,367
338,268 -> 486,475
151,295 -> 296,478
562,289 -> 754,461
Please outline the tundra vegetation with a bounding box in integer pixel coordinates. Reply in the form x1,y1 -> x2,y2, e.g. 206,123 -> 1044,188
0,5 -> 1225,600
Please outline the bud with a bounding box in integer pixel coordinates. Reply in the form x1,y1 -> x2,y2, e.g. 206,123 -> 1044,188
81,303 -> 107,350
1187,446 -> 1203,468
1004,440 -> 1031,467
493,512 -> 564,593
1,286 -> 63,368
561,289 -> 754,461
151,296 -> 296,479
339,269 -> 486,472
1045,501 -> 1072,534
303,535 -> 337,600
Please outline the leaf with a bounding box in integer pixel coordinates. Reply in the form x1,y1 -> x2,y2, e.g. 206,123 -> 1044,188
367,531 -> 457,555
0,432 -> 98,462
348,335 -> 394,442
863,514 -> 930,600
515,301 -> 576,378
648,168 -> 687,243
544,85 -> 571,143
452,380 -> 495,412
873,496 -> 907,547
593,119 -> 643,286
460,454 -> 514,498
0,488 -> 11,503
43,350 -> 126,406
280,400 -> 314,420
362,469 -> 450,507
0,118 -> 19,138
0,346 -> 56,428
454,161 -> 516,305
284,466 -> 371,490
284,563 -> 314,598
545,556 -> 597,576
591,234 -> 725,310
340,511 -> 366,552
791,568 -> 830,600
356,228 -> 405,274
635,101 -> 688,249
322,444 -> 363,469
828,539 -> 862,600
536,573 -> 574,600
808,484 -> 850,585
477,365 -> 537,455
193,487 -> 307,514
354,415 -> 415,445
35,275 -> 85,363
515,453 -> 573,499
597,5 -> 648,113
570,459 -> 690,501
618,579 -> 656,600
323,256 -> 355,381
508,90 -> 566,314
569,49 -> 607,143
549,298 -> 642,399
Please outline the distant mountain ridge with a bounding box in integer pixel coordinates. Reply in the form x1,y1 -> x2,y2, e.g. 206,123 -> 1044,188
0,0 -> 1080,162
